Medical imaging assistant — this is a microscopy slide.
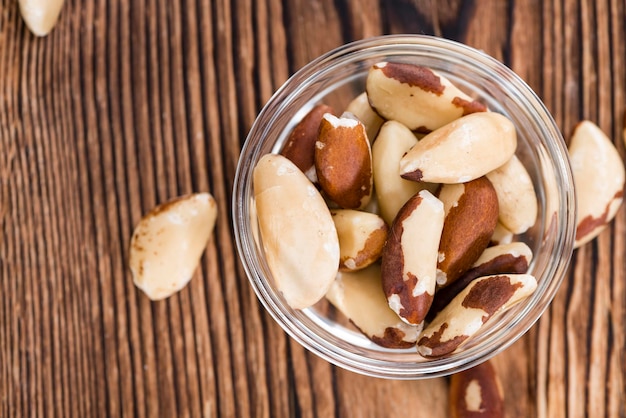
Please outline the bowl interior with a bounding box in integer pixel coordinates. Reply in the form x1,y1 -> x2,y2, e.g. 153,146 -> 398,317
233,35 -> 575,379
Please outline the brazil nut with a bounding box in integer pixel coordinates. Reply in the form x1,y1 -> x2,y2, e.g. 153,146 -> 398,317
325,264 -> 421,348
129,193 -> 218,301
315,113 -> 373,209
449,360 -> 504,418
372,120 -> 438,224
486,155 -> 538,234
331,209 -> 388,271
345,92 -> 385,142
400,112 -> 517,184
381,190 -> 445,325
417,273 -> 537,358
436,177 -> 499,287
254,154 -> 340,309
569,121 -> 625,248
366,62 -> 486,132
281,103 -> 334,183
428,242 -> 533,321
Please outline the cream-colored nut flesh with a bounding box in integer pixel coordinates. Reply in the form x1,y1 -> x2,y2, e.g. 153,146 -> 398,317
417,273 -> 537,357
449,360 -> 504,418
366,62 -> 486,132
345,92 -> 385,142
381,190 -> 444,325
19,0 -> 65,36
372,120 -> 438,224
400,112 -> 517,184
331,209 -> 388,271
486,155 -> 538,234
569,121 -> 625,248
490,221 -> 514,246
129,193 -> 218,301
325,264 -> 420,348
254,154 -> 340,309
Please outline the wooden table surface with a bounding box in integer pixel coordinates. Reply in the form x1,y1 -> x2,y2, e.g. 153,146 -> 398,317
1,0 -> 625,416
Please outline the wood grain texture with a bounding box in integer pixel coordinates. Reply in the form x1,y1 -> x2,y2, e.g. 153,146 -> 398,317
1,0 -> 624,417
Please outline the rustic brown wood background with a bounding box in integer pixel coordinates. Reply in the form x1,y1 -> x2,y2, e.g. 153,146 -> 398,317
1,0 -> 624,416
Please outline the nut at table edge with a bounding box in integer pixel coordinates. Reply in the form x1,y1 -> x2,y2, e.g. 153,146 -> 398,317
569,120 -> 625,248
129,193 -> 218,301
449,360 -> 504,418
19,0 -> 65,37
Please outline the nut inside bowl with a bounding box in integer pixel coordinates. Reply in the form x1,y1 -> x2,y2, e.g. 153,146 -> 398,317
233,35 -> 576,379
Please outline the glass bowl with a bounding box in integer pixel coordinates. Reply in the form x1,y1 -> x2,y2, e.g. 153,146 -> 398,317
232,35 -> 576,379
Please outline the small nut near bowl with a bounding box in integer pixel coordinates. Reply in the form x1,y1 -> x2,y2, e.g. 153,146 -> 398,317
233,35 -> 576,379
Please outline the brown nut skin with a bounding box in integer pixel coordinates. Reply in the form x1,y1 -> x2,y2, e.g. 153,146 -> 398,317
436,177 -> 499,288
281,104 -> 334,181
315,113 -> 373,209
449,360 -> 504,418
381,190 -> 444,325
417,273 -> 537,358
427,242 -> 532,322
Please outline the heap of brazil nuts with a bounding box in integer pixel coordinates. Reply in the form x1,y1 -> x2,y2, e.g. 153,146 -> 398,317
252,61 -> 624,358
